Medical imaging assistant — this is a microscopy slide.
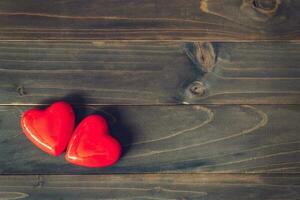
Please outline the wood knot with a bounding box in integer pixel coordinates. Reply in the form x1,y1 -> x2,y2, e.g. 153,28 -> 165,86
34,175 -> 45,188
16,86 -> 26,96
189,81 -> 206,96
184,42 -> 216,73
252,0 -> 277,10
252,0 -> 280,15
241,0 -> 281,21
182,42 -> 212,103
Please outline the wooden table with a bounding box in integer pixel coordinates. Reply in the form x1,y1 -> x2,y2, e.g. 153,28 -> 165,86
0,0 -> 300,199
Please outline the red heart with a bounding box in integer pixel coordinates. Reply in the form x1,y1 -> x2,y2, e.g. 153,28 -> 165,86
21,101 -> 75,156
65,115 -> 121,168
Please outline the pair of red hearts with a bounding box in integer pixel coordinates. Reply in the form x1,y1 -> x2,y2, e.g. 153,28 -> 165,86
20,101 -> 121,168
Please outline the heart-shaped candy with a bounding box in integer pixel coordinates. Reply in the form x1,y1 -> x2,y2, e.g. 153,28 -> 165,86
65,115 -> 121,168
21,101 -> 75,156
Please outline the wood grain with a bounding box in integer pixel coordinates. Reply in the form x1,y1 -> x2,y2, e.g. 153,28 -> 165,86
1,41 -> 300,105
1,174 -> 300,200
0,1 -> 299,199
0,0 -> 299,41
0,105 -> 299,174
0,41 -> 196,105
184,42 -> 300,104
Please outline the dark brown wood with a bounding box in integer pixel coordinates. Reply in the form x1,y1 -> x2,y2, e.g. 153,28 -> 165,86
0,1 -> 299,199
1,41 -> 300,105
0,0 -> 299,41
184,42 -> 300,104
0,41 -> 195,105
0,174 -> 300,200
0,105 -> 299,174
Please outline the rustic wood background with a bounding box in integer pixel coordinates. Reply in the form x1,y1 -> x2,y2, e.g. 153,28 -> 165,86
0,0 -> 299,40
1,41 -> 300,105
0,0 -> 300,199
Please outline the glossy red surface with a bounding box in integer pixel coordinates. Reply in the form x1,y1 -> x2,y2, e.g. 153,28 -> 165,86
20,101 -> 75,156
65,115 -> 121,168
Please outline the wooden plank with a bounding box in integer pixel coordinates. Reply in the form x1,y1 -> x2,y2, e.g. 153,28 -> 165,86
184,42 -> 300,104
0,105 -> 299,174
1,41 -> 300,105
0,0 -> 299,41
0,41 -> 196,105
0,174 -> 299,200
